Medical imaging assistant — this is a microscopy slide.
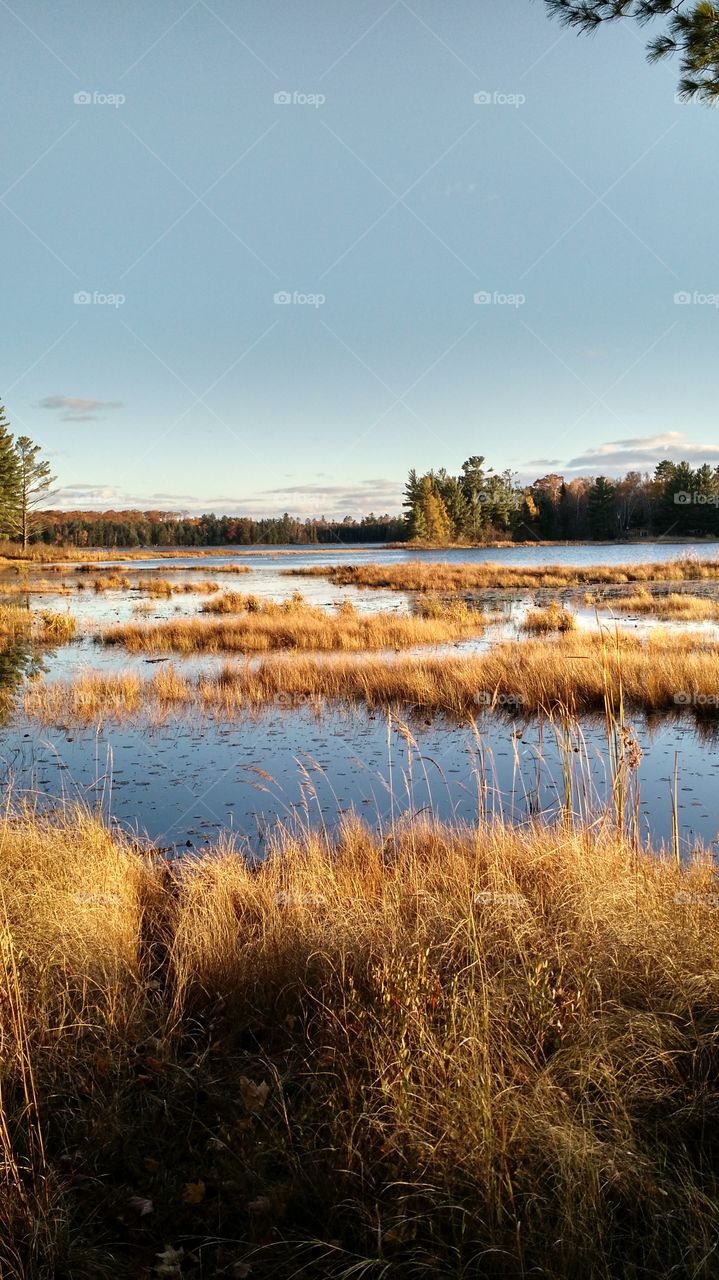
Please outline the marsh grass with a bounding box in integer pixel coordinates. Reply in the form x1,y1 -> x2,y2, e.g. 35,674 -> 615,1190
287,556 -> 719,592
0,546 -> 251,565
0,579 -> 72,596
22,626 -> 719,723
99,595 -> 486,654
0,606 -> 76,646
595,588 -> 719,621
2,798 -> 719,1278
35,612 -> 77,644
522,602 -> 576,633
81,574 -> 132,592
0,544 -> 379,567
134,578 -> 220,596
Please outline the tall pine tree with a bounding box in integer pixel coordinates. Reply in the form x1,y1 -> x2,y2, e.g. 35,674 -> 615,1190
15,436 -> 55,549
0,403 -> 21,538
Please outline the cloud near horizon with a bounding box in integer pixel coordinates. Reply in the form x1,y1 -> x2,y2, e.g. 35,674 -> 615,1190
522,433 -> 719,480
564,432 -> 719,473
40,396 -> 124,422
49,477 -> 404,518
48,439 -> 719,517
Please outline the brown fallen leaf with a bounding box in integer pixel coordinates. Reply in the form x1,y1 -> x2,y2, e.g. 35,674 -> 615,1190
239,1077 -> 270,1114
182,1179 -> 206,1205
155,1244 -> 183,1276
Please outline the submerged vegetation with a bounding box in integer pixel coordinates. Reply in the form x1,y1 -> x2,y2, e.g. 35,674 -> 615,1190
2,802 -> 719,1278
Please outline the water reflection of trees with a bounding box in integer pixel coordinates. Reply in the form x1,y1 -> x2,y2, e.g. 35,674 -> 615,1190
0,641 -> 48,724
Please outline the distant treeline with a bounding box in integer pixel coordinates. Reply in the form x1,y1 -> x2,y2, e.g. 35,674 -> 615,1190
32,510 -> 406,548
404,457 -> 719,542
27,459 -> 719,549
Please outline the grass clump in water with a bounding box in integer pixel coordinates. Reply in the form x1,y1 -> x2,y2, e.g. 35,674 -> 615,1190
523,601 -> 576,633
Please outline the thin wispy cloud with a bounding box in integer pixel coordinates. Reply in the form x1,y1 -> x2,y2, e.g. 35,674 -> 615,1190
39,396 -> 125,422
49,477 -> 404,518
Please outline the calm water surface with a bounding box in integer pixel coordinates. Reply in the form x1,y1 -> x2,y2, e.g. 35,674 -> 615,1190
1,541 -> 718,855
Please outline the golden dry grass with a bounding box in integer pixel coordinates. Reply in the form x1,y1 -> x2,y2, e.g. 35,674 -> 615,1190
0,543 -> 379,566
2,802 -> 719,1277
0,545 -> 250,564
99,595 -> 486,655
22,627 -> 719,723
522,602 -> 576,633
80,573 -> 132,592
0,605 -> 76,646
597,588 -> 719,621
0,578 -> 72,595
133,577 -> 220,596
287,556 -> 719,592
73,572 -> 224,595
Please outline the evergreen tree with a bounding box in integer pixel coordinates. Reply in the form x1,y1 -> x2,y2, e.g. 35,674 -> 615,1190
14,436 -> 55,549
545,1 -> 719,103
402,468 -> 423,538
587,476 -> 618,540
482,469 -> 522,534
0,404 -> 21,537
460,456 -> 489,540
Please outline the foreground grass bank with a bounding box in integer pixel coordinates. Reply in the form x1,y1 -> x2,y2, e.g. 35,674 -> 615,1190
25,628 -> 719,722
2,805 -> 719,1278
287,557 -> 719,592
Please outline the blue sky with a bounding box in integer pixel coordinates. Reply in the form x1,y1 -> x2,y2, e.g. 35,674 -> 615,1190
3,0 -> 718,517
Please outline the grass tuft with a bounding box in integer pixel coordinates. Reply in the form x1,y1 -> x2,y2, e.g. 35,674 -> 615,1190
523,602 -> 576,633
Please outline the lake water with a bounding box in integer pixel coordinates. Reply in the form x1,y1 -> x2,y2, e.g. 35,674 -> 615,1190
2,541 -> 718,856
